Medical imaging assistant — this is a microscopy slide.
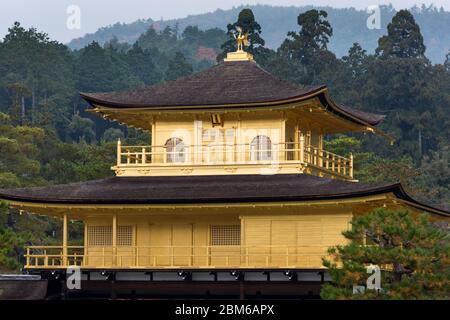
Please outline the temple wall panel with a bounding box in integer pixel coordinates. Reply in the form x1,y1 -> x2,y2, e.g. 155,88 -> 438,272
83,214 -> 241,268
240,212 -> 351,268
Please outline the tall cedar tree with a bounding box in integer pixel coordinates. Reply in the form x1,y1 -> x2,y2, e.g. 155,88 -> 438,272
376,9 -> 426,59
279,10 -> 333,63
278,10 -> 336,85
321,208 -> 450,300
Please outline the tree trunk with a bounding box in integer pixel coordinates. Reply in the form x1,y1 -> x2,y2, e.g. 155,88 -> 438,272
31,86 -> 35,124
418,129 -> 422,157
21,96 -> 25,125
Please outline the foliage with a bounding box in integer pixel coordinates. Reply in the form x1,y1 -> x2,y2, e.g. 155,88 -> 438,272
0,112 -> 46,187
0,225 -> 27,271
376,10 -> 426,59
165,52 -> 193,81
280,10 -> 333,60
321,208 -> 450,299
278,9 -> 337,84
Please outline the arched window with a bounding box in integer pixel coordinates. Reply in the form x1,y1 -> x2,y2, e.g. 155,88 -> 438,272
165,137 -> 185,163
250,135 -> 272,161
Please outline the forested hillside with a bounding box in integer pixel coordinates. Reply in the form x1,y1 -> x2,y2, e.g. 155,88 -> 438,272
68,4 -> 450,64
0,8 -> 449,271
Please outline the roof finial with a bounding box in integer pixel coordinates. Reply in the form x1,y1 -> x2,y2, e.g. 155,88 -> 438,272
236,26 -> 249,52
224,26 -> 254,62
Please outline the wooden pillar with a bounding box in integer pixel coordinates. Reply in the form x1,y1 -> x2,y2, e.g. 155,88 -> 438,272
349,153 -> 354,179
151,118 -> 156,163
294,124 -> 299,160
112,214 -> 117,266
299,134 -> 305,163
62,213 -> 68,266
280,115 -> 286,162
193,119 -> 202,164
116,139 -> 121,166
237,116 -> 242,163
83,223 -> 88,267
319,134 -> 324,167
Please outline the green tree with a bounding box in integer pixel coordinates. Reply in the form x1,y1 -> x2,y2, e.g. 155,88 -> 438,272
67,113 -> 96,143
102,128 -> 124,142
76,41 -> 140,94
279,10 -> 333,63
0,112 -> 46,188
217,8 -> 266,62
445,50 -> 450,72
278,9 -> 337,84
0,225 -> 28,271
165,51 -> 193,81
126,42 -> 162,85
342,43 -> 368,79
0,22 -> 75,130
330,43 -> 369,105
376,9 -> 426,59
415,144 -> 450,207
321,208 -> 450,299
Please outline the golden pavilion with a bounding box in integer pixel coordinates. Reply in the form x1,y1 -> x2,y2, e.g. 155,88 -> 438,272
0,46 -> 448,297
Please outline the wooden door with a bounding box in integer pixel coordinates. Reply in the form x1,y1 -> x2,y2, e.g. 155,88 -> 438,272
150,223 -> 193,267
150,224 -> 172,266
172,224 -> 193,266
271,221 -> 297,267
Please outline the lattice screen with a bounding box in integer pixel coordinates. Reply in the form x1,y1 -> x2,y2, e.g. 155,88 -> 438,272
87,225 -> 133,246
118,225 -> 133,246
210,225 -> 241,246
87,226 -> 112,246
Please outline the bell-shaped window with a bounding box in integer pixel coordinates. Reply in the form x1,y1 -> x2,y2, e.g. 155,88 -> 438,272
165,137 -> 185,163
250,135 -> 272,161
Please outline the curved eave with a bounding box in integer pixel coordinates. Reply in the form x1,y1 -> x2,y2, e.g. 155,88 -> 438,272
80,85 -> 327,110
388,183 -> 450,217
1,183 -> 448,218
320,92 -> 394,143
82,88 -> 389,138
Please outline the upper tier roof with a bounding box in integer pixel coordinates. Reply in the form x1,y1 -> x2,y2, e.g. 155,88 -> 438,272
81,61 -> 385,126
0,174 -> 448,217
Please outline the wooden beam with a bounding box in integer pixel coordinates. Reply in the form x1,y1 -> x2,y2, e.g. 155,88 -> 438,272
62,213 -> 68,266
112,214 -> 117,266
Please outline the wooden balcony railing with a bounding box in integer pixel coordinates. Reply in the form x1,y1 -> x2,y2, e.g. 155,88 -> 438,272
115,140 -> 354,179
24,245 -> 330,269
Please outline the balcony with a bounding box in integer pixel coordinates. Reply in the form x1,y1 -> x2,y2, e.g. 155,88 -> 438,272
24,245 -> 329,270
113,139 -> 354,179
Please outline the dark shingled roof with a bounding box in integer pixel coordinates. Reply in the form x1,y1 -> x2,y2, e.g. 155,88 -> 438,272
0,174 -> 447,217
81,61 -> 384,126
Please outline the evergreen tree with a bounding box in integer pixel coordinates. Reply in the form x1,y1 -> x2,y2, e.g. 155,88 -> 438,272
376,10 -> 426,59
126,42 -> 162,85
217,8 -> 266,62
0,112 -> 46,187
278,9 -> 337,85
67,113 -> 96,143
165,52 -> 193,81
415,143 -> 450,206
279,10 -> 333,63
321,208 -> 450,300
445,50 -> 450,72
0,22 -> 75,129
342,43 -> 368,81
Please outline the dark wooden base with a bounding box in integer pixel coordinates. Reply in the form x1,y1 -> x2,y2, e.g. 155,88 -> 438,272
62,280 -> 322,299
24,269 -> 328,299
0,280 -> 48,300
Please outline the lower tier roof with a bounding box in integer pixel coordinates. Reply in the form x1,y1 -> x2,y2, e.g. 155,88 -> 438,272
0,174 -> 448,217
